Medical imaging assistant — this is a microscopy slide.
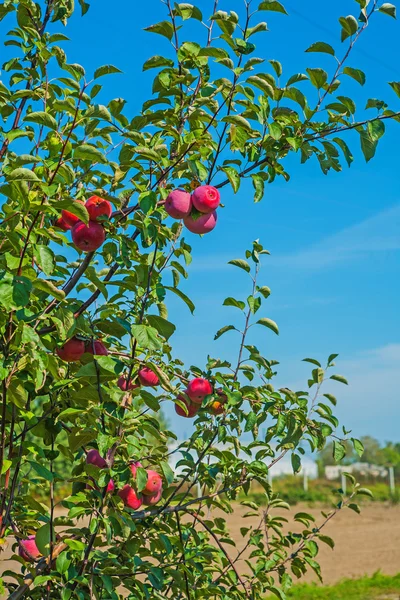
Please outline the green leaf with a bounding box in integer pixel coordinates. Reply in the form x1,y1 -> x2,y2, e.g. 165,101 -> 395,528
175,3 -> 203,20
23,111 -> 58,130
143,55 -> 174,71
33,279 -> 65,301
291,453 -> 301,474
136,467 -> 148,493
379,3 -> 396,18
343,66 -> 366,86
56,199 -> 89,225
258,286 -> 271,298
359,129 -> 377,162
221,115 -> 253,132
1,459 -> 12,474
306,68 -> 328,89
35,523 -> 53,557
356,487 -> 373,497
368,119 -> 385,141
146,315 -> 176,340
94,64 -> 122,79
56,552 -> 71,574
144,20 -> 174,40
323,393 -> 337,406
247,295 -> 261,314
30,462 -> 54,481
221,167 -> 240,193
165,286 -> 195,314
334,137 -> 354,166
247,75 -> 274,98
161,461 -> 174,485
214,325 -> 236,340
333,440 -> 346,462
223,297 -> 246,310
258,0 -> 288,15
303,358 -> 322,367
339,15 -> 359,41
389,81 -> 400,98
305,41 -> 335,56
351,437 -> 364,457
251,174 -> 265,202
330,374 -> 348,385
74,144 -> 106,163
7,168 -> 40,182
34,245 -> 55,276
228,259 -> 251,273
131,325 -> 162,351
256,317 -> 279,335
8,379 -> 28,409
245,411 -> 257,432
319,535 -> 335,549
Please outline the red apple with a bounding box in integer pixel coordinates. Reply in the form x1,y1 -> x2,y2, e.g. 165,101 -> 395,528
186,378 -> 213,404
142,488 -> 163,506
184,210 -> 217,235
191,185 -> 220,213
18,536 -> 40,562
138,367 -> 159,387
55,217 -> 71,231
118,485 -> 143,510
56,337 -> 85,362
71,220 -> 105,252
129,461 -> 143,478
175,394 -> 199,418
106,479 -> 115,493
85,195 -> 112,221
86,340 -> 108,356
118,375 -> 138,391
86,449 -> 107,469
165,189 -> 192,219
62,199 -> 85,228
142,469 -> 162,496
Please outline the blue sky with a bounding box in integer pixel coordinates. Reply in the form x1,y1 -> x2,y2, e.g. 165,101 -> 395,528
2,1 -> 399,442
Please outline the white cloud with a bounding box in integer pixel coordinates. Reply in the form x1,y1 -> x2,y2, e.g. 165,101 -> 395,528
272,203 -> 400,270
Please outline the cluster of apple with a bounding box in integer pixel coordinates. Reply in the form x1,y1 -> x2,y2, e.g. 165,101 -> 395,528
86,451 -> 163,509
165,185 -> 221,234
56,336 -> 108,361
56,195 -> 112,252
175,377 -> 226,418
56,337 -> 160,389
17,455 -> 163,562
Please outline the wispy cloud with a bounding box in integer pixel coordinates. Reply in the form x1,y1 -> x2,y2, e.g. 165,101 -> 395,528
271,204 -> 400,270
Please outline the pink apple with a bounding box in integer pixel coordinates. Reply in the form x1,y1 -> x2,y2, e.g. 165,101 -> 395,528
118,375 -> 139,391
191,185 -> 220,213
142,488 -> 163,506
129,461 -> 143,478
186,378 -> 213,404
175,394 -> 199,418
62,199 -> 85,228
165,189 -> 192,219
183,210 -> 217,235
18,536 -> 40,561
142,470 -> 162,496
85,195 -> 112,221
86,449 -> 107,469
55,217 -> 71,231
56,337 -> 85,362
138,367 -> 159,387
85,340 -> 108,356
118,485 -> 143,510
71,220 -> 105,252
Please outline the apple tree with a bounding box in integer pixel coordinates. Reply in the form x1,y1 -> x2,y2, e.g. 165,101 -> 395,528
0,0 -> 398,598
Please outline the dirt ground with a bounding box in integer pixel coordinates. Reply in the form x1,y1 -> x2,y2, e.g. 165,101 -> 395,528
221,502 -> 400,584
1,502 -> 399,591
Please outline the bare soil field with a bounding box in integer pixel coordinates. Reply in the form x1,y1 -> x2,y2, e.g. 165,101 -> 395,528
221,502 -> 400,584
1,502 -> 399,593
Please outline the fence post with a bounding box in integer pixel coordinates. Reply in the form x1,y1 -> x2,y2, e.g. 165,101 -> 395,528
341,471 -> 347,496
303,469 -> 308,492
389,466 -> 395,495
